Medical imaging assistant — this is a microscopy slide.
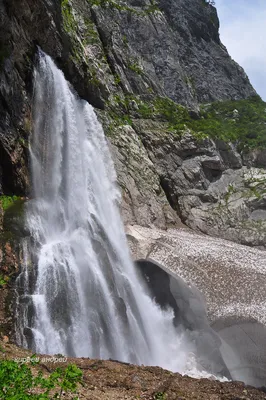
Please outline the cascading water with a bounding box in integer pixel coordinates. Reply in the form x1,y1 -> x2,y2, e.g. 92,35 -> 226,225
15,51 -> 191,371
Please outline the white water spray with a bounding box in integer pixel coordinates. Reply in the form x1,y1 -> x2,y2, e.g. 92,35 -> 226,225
15,51 -> 194,371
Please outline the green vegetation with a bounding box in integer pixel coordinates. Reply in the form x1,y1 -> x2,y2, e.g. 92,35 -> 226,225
244,172 -> 266,200
61,0 -> 77,33
192,95 -> 266,150
130,95 -> 266,149
88,67 -> 101,86
108,91 -> 266,151
0,196 -> 20,211
0,360 -> 82,399
0,273 -> 9,287
152,97 -> 190,127
18,137 -> 28,147
146,95 -> 266,150
218,171 -> 266,212
61,0 -> 105,88
114,73 -> 121,85
83,19 -> 99,45
109,94 -> 191,133
154,392 -> 167,400
128,61 -> 143,75
224,184 -> 237,206
122,35 -> 128,45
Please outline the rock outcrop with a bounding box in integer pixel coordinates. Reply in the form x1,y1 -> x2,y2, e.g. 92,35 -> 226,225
134,122 -> 266,248
0,0 -> 265,246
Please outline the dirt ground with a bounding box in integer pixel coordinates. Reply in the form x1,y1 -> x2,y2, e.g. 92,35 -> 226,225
1,339 -> 266,400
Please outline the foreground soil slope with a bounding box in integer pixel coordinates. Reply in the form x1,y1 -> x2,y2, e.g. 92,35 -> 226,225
1,339 -> 266,400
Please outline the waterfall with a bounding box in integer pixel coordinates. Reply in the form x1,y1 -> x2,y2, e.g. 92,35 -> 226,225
15,51 -> 191,371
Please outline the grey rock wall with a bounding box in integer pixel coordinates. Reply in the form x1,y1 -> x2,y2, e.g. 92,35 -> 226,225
0,0 -> 265,244
134,120 -> 266,247
93,0 -> 255,108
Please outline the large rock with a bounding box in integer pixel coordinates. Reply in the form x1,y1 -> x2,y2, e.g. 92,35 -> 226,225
0,0 -> 118,195
107,124 -> 178,228
178,167 -> 266,248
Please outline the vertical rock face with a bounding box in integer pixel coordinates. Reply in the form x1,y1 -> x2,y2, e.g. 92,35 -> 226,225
91,0 -> 255,108
0,0 -> 265,243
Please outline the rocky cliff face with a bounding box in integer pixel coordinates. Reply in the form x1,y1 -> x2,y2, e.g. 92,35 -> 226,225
0,0 -> 265,249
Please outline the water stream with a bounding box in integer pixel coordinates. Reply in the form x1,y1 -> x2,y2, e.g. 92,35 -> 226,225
16,51 -> 191,371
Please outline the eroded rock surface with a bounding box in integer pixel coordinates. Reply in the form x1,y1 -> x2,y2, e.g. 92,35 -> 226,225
213,318 -> 266,387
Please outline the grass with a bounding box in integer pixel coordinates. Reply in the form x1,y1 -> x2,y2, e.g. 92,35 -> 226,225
61,0 -> 77,34
154,392 -> 167,400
